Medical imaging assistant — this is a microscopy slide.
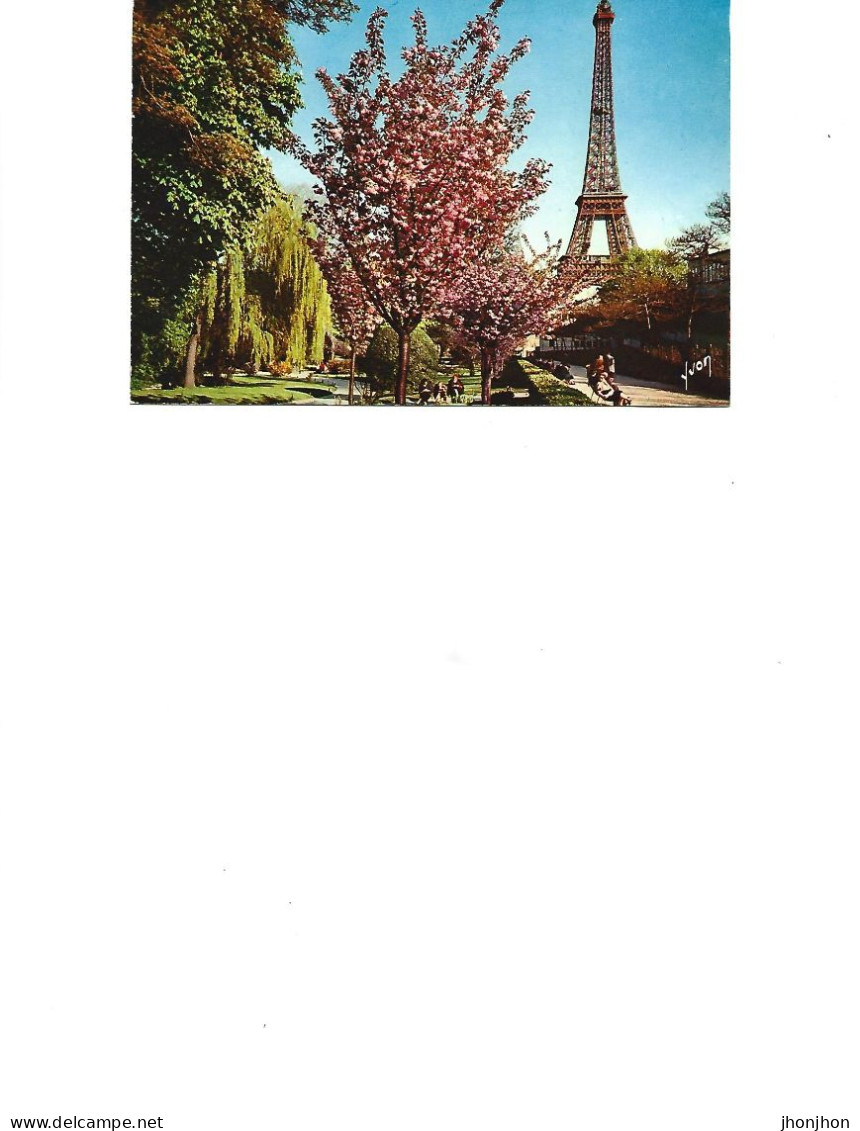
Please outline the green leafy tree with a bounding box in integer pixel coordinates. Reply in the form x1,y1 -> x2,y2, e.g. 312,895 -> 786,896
195,197 -> 332,379
132,0 -> 354,385
596,248 -> 687,335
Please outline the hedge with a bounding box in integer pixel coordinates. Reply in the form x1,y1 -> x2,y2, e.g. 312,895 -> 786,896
509,359 -> 595,406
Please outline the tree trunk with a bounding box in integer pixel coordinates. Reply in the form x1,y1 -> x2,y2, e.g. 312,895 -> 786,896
184,313 -> 202,389
396,330 -> 410,406
480,348 -> 494,406
349,346 -> 357,406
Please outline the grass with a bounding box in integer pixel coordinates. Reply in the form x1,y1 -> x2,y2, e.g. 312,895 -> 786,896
131,372 -> 340,405
130,359 -> 593,407
443,363 -> 482,404
489,357 -> 532,404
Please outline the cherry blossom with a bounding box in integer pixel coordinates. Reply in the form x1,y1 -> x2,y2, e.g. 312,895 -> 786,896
295,1 -> 550,404
315,237 -> 381,404
443,240 -> 595,403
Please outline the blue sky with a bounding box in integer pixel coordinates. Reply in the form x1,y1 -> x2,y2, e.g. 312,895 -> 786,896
270,0 -> 729,250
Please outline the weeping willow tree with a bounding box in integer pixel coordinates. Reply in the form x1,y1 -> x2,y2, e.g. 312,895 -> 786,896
191,196 -> 331,385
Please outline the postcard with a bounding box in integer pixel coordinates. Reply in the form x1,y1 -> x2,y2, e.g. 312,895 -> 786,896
3,6 -> 858,1131
131,0 -> 730,407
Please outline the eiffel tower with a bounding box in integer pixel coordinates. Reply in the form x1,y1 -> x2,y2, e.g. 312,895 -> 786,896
565,0 -> 637,265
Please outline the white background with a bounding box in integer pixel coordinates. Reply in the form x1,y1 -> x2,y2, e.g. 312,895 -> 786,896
0,2 -> 857,1130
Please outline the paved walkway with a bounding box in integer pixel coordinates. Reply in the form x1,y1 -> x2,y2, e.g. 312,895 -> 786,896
565,365 -> 729,408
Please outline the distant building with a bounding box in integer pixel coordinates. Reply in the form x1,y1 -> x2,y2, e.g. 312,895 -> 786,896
537,328 -> 613,357
687,248 -> 730,296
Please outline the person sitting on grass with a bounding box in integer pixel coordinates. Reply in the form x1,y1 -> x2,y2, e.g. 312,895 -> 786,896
419,379 -> 433,406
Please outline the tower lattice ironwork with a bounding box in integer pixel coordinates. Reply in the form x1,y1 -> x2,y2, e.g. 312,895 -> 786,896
565,0 -> 637,263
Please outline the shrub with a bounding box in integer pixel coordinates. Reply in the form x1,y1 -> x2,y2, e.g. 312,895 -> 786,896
496,358 -> 594,406
359,324 -> 440,401
269,359 -> 294,378
132,305 -> 192,388
326,357 -> 351,375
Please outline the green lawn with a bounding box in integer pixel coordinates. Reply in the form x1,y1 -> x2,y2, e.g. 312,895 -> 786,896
130,359 -> 590,406
132,373 -> 340,405
443,363 -> 482,404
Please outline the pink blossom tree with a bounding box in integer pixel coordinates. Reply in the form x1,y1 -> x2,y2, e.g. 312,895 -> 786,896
316,239 -> 381,404
295,1 -> 550,404
444,241 -> 594,404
